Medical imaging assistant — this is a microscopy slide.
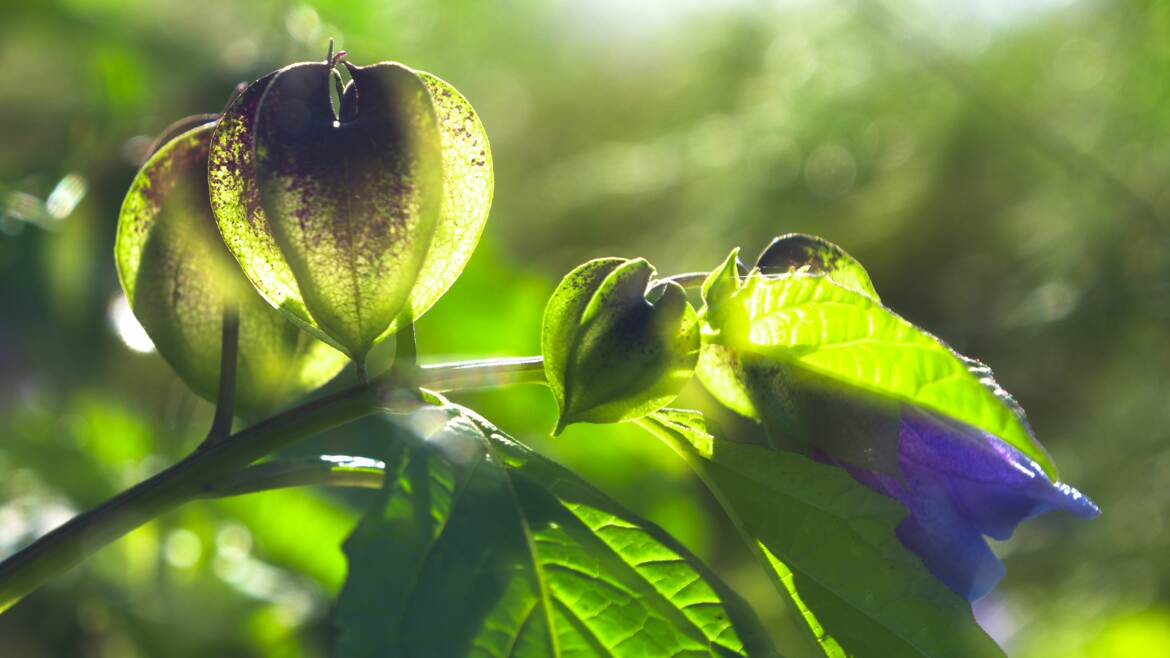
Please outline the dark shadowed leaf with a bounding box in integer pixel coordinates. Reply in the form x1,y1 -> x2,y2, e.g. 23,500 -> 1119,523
335,400 -> 779,658
209,71 -> 326,344
639,410 -> 1005,658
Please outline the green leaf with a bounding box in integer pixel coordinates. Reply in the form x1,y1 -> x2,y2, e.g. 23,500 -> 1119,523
752,234 -> 878,301
208,61 -> 493,359
543,258 -> 700,434
698,270 -> 1055,477
336,401 -> 779,658
701,248 -> 743,313
639,410 -> 1005,658
115,121 -> 346,413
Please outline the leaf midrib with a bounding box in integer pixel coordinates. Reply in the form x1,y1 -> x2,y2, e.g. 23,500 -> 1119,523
337,147 -> 367,351
480,428 -> 735,658
477,427 -> 562,658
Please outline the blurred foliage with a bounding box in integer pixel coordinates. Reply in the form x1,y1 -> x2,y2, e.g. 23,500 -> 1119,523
2,0 -> 1168,656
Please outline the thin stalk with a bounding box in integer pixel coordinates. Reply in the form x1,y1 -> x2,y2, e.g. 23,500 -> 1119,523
394,320 -> 418,373
204,305 -> 240,446
417,356 -> 545,392
654,272 -> 709,289
0,379 -> 379,613
199,456 -> 386,498
0,355 -> 544,614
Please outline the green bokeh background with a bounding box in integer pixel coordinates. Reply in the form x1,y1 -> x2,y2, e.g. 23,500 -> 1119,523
1,0 -> 1167,656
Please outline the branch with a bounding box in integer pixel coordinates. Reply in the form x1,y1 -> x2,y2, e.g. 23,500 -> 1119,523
0,355 -> 545,614
654,272 -> 709,289
416,356 -> 545,392
199,456 -> 387,498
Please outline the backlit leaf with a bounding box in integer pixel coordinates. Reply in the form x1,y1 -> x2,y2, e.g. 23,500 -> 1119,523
336,400 -> 778,658
401,71 -> 494,332
752,233 -> 878,301
698,267 -> 1055,477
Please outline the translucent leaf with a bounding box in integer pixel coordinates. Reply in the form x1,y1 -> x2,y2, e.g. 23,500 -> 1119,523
699,270 -> 1055,478
640,410 -> 1005,658
752,233 -> 878,301
336,401 -> 779,658
252,62 -> 443,355
115,122 -> 346,413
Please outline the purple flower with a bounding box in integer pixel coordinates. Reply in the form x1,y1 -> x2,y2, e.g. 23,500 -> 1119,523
829,406 -> 1099,601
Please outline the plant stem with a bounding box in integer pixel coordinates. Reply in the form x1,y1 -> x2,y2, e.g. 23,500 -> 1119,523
205,305 -> 240,446
417,356 -> 545,392
0,355 -> 544,614
655,271 -> 709,289
395,321 -> 418,372
0,381 -> 378,613
199,456 -> 387,498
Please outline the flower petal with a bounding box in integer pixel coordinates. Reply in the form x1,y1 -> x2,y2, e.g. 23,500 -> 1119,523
895,482 -> 1006,601
900,408 -> 1100,540
830,406 -> 1098,600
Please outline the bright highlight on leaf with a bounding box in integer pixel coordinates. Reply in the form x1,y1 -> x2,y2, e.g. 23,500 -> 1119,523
697,243 -> 1058,478
209,56 -> 493,360
115,121 -> 346,413
336,399 -> 777,658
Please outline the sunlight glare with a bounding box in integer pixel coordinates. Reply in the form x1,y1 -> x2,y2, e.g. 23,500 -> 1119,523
108,293 -> 155,354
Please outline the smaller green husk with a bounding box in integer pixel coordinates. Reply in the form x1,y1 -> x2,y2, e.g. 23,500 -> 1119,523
542,258 -> 700,435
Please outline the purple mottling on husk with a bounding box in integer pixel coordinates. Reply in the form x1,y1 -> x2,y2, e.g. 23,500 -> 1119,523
147,114 -> 218,159
138,127 -> 212,210
212,71 -> 277,233
249,61 -> 442,350
826,406 -> 1098,601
